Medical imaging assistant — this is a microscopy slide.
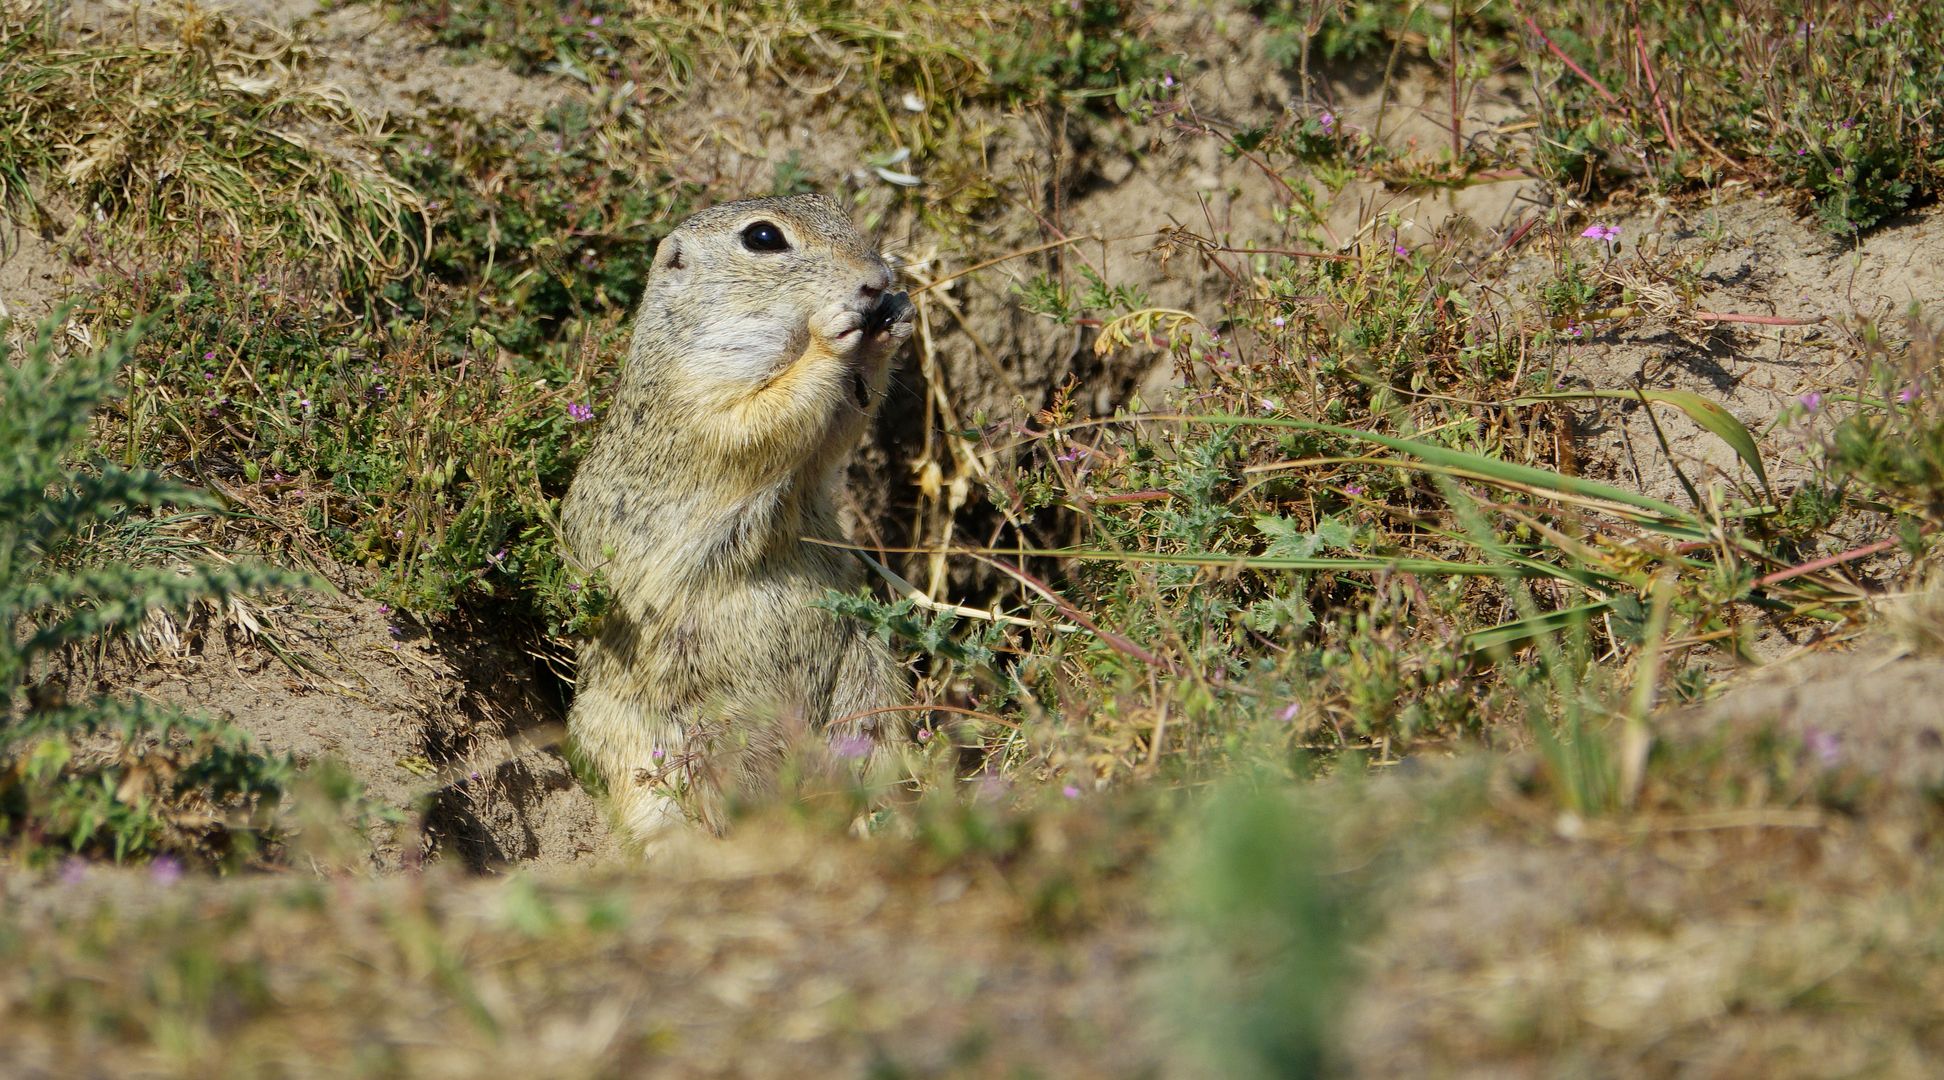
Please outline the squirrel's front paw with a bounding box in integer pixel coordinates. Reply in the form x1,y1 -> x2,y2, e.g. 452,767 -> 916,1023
862,291 -> 914,344
811,293 -> 913,359
809,304 -> 870,356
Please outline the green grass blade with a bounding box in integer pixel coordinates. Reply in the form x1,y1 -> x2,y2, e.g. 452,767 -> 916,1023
1455,599 -> 1625,661
1183,413 -> 1700,522
973,547 -> 1587,582
1513,390 -> 1770,492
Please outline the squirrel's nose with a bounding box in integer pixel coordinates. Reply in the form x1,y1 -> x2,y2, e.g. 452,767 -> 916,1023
856,263 -> 893,303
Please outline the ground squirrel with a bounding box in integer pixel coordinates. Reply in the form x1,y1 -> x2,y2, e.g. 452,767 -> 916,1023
561,194 -> 913,848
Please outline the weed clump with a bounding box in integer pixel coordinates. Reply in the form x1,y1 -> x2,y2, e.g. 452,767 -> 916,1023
0,2 -> 425,294
0,311 -> 311,864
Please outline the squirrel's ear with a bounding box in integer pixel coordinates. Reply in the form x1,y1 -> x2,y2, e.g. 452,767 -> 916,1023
652,236 -> 686,276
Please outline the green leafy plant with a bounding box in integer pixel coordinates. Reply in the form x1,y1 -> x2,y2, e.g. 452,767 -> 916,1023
1822,318 -> 1944,529
979,0 -> 1170,108
1,310 -> 313,864
1169,779 -> 1360,1079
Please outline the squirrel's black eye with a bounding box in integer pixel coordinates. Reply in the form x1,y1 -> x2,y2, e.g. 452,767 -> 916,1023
740,221 -> 790,253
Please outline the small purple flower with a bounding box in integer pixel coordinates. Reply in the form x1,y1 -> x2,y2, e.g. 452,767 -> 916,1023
1344,484 -> 1365,496
1805,727 -> 1841,767
1061,784 -> 1082,799
487,547 -> 508,564
1897,385 -> 1919,404
588,14 -> 603,25
650,748 -> 664,760
1394,244 -> 1410,257
1270,316 -> 1285,328
202,371 -> 216,381
916,728 -> 932,742
567,402 -> 596,423
1581,224 -> 1621,244
832,735 -> 873,760
1319,111 -> 1336,133
150,856 -> 183,886
1279,702 -> 1301,724
388,624 -> 401,637
1566,323 -> 1583,337
203,351 -> 216,360
1799,391 -> 1823,412
377,603 -> 391,615
1161,73 -> 1175,89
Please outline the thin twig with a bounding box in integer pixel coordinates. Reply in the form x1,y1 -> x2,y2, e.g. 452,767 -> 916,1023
1522,13 -> 1621,106
912,234 -> 1092,295
1634,18 -> 1680,151
836,543 -> 1076,633
967,552 -> 1181,675
1208,243 -> 1355,262
827,702 -> 1019,731
1755,536 -> 1903,587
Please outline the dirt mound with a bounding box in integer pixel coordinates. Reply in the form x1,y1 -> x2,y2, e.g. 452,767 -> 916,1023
61,571 -> 617,870
1345,641 -> 1944,1077
1506,196 -> 1944,509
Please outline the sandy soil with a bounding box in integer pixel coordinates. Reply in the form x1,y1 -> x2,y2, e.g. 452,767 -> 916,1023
1345,637 -> 1944,1078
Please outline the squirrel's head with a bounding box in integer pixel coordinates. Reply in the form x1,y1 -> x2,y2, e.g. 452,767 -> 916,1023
631,194 -> 908,413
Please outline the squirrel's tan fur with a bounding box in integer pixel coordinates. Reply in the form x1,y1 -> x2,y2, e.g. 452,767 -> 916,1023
561,194 -> 911,848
